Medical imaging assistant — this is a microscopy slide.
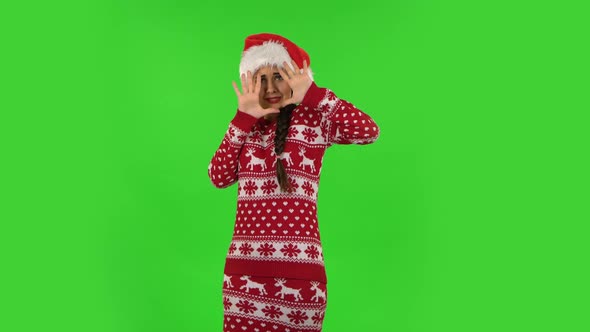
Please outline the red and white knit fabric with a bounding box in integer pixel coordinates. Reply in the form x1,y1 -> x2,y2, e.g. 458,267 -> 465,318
209,82 -> 380,284
222,274 -> 327,331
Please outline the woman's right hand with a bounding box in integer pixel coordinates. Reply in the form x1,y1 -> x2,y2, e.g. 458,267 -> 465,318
232,71 -> 280,119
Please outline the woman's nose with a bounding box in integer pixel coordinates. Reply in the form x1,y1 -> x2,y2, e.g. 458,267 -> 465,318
265,81 -> 277,93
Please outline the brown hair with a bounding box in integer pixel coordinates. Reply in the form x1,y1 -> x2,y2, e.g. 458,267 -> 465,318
275,104 -> 296,192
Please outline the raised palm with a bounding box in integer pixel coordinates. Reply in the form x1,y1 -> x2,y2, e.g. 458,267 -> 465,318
232,71 -> 280,119
279,60 -> 313,105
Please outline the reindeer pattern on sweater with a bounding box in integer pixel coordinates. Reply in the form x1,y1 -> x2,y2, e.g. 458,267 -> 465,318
208,82 -> 379,283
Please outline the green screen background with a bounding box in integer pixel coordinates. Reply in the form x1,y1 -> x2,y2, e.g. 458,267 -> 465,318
2,0 -> 588,331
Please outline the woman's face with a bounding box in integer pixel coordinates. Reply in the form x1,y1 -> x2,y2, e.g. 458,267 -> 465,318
255,65 -> 292,109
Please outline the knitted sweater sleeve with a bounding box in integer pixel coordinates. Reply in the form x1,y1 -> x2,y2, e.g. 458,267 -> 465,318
300,82 -> 380,145
208,110 -> 258,188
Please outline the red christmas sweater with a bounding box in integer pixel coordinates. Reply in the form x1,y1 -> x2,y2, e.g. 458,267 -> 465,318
208,82 -> 379,284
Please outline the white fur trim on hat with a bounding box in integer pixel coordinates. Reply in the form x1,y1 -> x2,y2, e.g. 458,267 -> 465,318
239,41 -> 314,81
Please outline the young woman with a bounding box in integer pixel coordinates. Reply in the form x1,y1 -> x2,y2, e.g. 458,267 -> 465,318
208,33 -> 380,332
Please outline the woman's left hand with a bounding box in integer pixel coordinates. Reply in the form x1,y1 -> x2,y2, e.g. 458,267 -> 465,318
279,60 -> 312,106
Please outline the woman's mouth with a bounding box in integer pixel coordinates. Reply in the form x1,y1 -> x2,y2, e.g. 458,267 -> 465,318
265,97 -> 281,104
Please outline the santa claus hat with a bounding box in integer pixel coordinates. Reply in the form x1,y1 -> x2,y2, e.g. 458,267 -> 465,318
239,33 -> 314,81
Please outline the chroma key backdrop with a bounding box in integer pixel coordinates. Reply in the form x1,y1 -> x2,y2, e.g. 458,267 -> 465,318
1,1 -> 588,332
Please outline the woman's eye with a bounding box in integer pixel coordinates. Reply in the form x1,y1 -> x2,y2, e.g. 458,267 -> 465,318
274,75 -> 283,81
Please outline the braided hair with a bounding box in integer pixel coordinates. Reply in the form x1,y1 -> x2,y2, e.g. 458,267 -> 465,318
274,103 -> 296,192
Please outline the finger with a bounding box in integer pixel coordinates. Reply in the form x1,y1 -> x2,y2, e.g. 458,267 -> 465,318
278,66 -> 291,81
251,71 -> 258,92
240,74 -> 247,93
282,61 -> 295,76
254,72 -> 261,94
290,60 -> 301,74
245,71 -> 253,94
302,59 -> 308,74
232,81 -> 242,97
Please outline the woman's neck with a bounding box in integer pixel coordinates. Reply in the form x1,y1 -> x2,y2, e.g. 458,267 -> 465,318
264,113 -> 279,121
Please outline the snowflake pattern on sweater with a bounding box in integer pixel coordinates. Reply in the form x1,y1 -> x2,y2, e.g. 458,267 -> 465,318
222,274 -> 328,332
208,82 -> 379,283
